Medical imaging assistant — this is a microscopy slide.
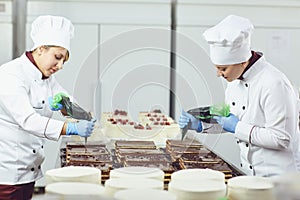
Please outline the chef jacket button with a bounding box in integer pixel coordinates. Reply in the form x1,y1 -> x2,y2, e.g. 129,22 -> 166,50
245,83 -> 248,87
242,106 -> 246,110
237,140 -> 240,144
240,163 -> 243,167
33,149 -> 36,153
41,145 -> 43,149
42,100 -> 45,104
38,165 -> 41,169
31,168 -> 34,171
246,143 -> 249,147
249,165 -> 253,169
232,102 -> 236,106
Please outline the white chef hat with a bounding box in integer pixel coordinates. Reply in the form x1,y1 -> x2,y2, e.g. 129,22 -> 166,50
30,15 -> 74,52
203,15 -> 254,65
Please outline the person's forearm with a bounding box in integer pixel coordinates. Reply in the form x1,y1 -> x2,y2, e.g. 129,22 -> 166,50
61,122 -> 67,135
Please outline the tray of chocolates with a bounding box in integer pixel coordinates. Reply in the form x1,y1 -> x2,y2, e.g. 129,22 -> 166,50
60,138 -> 244,186
124,160 -> 175,174
66,142 -> 109,155
115,140 -> 157,149
123,154 -> 171,162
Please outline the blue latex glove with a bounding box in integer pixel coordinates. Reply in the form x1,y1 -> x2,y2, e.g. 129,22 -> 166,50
179,110 -> 202,132
213,113 -> 239,133
48,97 -> 63,111
66,119 -> 96,137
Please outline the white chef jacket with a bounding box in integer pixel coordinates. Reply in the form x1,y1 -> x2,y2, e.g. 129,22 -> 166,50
226,53 -> 300,176
0,53 -> 67,184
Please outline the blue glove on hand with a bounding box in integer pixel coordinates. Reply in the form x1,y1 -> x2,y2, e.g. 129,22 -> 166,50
213,113 -> 239,133
48,97 -> 63,111
179,110 -> 202,132
66,119 -> 97,137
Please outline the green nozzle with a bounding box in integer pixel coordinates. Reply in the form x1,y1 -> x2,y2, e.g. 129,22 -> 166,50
51,92 -> 68,109
209,103 -> 230,117
217,198 -> 229,200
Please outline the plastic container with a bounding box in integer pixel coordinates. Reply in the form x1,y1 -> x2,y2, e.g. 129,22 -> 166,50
45,166 -> 101,184
109,166 -> 165,181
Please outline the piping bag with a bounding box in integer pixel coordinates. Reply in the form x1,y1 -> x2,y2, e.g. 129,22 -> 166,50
52,93 -> 92,144
181,103 -> 230,140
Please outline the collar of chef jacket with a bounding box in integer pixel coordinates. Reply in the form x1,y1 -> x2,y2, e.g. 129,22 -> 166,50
238,51 -> 262,80
22,53 -> 47,83
240,52 -> 265,82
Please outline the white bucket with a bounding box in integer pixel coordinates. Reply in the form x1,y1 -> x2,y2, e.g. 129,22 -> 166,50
109,166 -> 164,181
45,166 -> 101,184
168,180 -> 226,200
45,182 -> 105,198
227,176 -> 276,200
104,178 -> 163,197
171,168 -> 225,183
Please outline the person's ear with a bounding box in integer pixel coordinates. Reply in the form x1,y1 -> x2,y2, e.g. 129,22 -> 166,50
37,45 -> 48,56
241,61 -> 248,68
36,46 -> 44,56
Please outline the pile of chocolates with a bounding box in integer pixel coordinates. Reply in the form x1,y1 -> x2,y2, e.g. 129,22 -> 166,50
166,139 -> 232,180
64,142 -> 113,183
61,139 -> 235,186
114,140 -> 175,189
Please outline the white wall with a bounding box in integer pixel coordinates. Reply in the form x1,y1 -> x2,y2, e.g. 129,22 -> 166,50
175,0 -> 300,100
0,0 -> 12,65
26,0 -> 172,119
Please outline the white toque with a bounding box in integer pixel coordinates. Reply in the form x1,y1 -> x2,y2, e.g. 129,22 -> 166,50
203,15 -> 254,65
30,15 -> 74,52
